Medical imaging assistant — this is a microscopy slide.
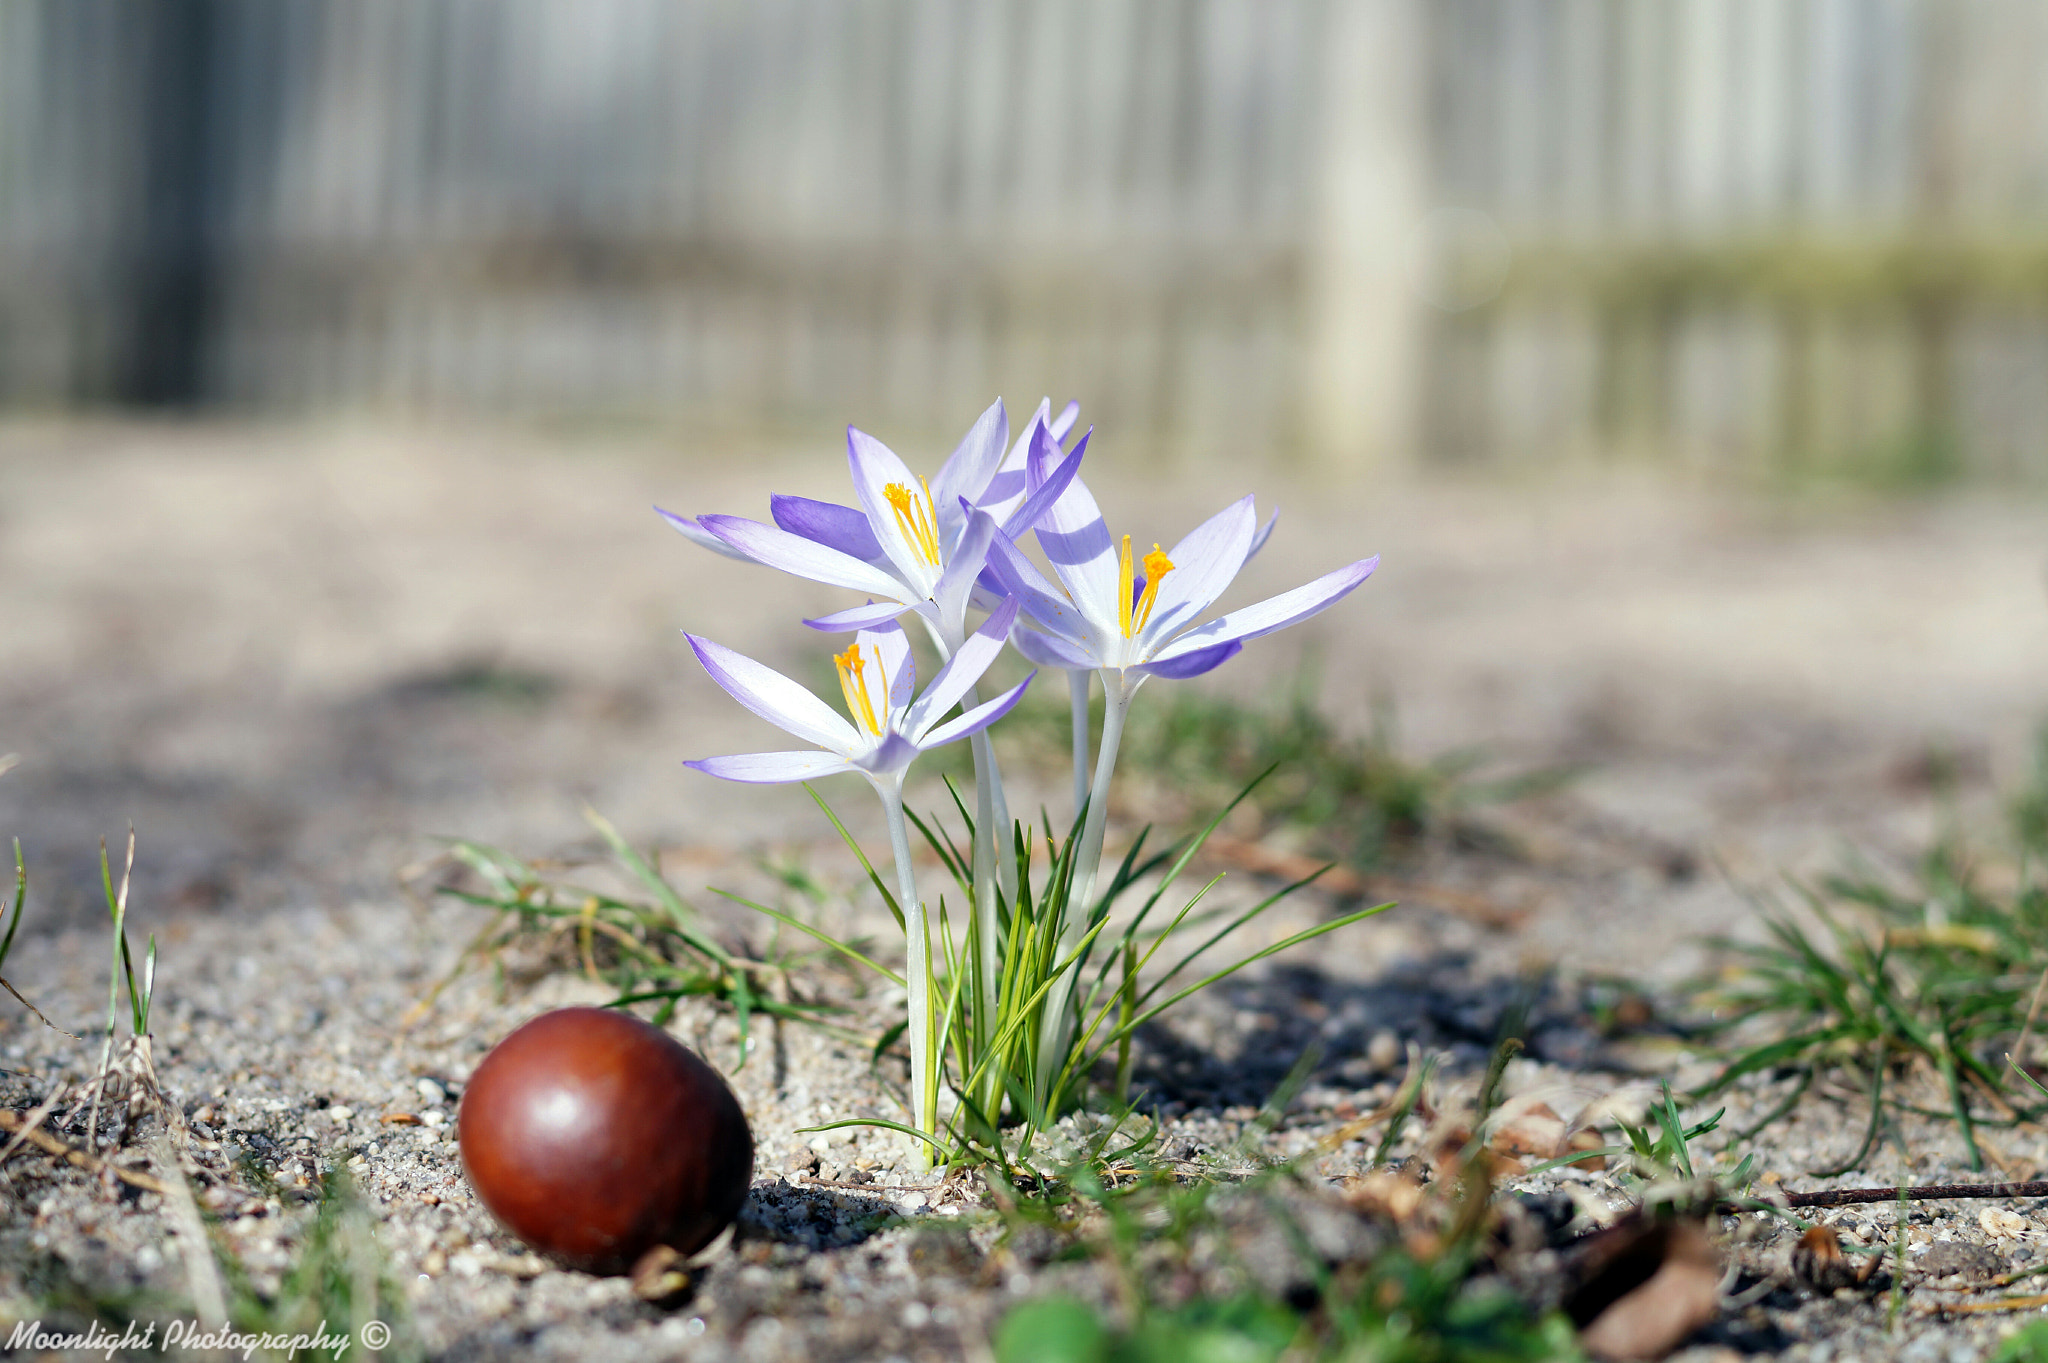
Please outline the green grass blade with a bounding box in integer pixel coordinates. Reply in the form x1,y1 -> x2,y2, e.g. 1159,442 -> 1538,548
709,889 -> 905,987
804,785 -> 906,933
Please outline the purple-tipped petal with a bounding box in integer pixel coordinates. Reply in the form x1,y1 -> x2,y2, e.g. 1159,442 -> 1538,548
1136,639 -> 1242,680
657,507 -> 755,562
1049,399 -> 1080,442
687,751 -> 858,783
999,436 -> 1087,538
771,494 -> 886,563
1142,495 -> 1258,640
922,672 -> 1035,749
1028,426 -> 1119,626
930,399 -> 1008,538
846,428 -> 935,588
1247,506 -> 1279,561
985,528 -> 1092,642
906,598 -> 1018,739
803,600 -> 911,633
1151,556 -> 1379,660
977,401 -> 1053,519
1011,625 -> 1097,671
700,515 -> 909,600
685,633 -> 860,752
929,506 -> 1000,640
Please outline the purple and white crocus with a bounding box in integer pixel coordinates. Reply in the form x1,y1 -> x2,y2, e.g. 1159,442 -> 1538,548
662,400 -> 1088,1052
659,400 -> 1084,654
683,599 -> 1033,1153
983,434 -> 1379,1092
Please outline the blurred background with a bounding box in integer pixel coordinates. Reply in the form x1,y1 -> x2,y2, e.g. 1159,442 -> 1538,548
6,0 -> 2048,478
3,1 -> 2045,965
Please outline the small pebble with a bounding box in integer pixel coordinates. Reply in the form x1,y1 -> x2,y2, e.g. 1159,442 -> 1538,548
1367,1031 -> 1401,1071
1980,1208 -> 2028,1240
1920,1241 -> 2003,1280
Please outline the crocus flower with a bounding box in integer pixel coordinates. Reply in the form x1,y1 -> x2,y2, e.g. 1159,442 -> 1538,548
985,431 -> 1377,700
683,598 -> 1032,793
683,598 -> 1033,1162
982,430 -> 1379,1096
658,401 -> 1085,651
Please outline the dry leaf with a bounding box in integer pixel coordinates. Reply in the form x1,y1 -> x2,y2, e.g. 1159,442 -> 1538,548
630,1244 -> 692,1302
1566,1217 -> 1721,1361
1341,1169 -> 1426,1226
1488,1102 -> 1608,1171
1790,1225 -> 1868,1292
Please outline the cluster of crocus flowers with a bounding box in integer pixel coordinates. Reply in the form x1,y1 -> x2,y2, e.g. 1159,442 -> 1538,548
663,398 -> 1377,1158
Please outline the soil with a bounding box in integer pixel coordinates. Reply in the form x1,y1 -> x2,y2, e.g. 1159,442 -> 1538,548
2,415 -> 2047,1360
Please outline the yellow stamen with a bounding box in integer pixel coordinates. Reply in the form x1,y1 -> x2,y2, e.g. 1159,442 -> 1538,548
835,644 -> 885,736
883,477 -> 943,568
1137,543 -> 1175,631
1118,534 -> 1176,638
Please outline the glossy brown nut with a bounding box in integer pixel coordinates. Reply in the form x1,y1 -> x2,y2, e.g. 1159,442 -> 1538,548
458,1007 -> 753,1274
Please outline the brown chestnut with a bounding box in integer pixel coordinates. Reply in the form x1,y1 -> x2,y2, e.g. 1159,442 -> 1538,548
458,1006 -> 753,1274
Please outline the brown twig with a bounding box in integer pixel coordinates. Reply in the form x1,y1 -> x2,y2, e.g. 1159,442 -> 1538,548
1750,1180 -> 2048,1211
0,1109 -> 168,1196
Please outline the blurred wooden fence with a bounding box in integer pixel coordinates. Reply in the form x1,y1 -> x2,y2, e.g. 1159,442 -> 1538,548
3,0 -> 2047,477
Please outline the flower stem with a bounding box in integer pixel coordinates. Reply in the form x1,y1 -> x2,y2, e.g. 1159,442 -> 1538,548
967,715 -> 1003,1102
878,783 -> 936,1165
1033,677 -> 1130,1101
1071,678 -> 1130,917
1068,669 -> 1091,821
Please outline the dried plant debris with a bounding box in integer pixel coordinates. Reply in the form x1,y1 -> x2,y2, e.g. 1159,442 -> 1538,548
1565,1216 -> 1722,1362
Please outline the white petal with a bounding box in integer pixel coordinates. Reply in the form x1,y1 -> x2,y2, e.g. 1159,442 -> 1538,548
1010,625 -> 1097,671
1027,427 -> 1119,628
701,516 -> 911,600
985,528 -> 1096,646
857,621 -> 916,713
922,674 -> 1035,749
852,731 -> 922,776
686,751 -> 858,784
928,506 -> 999,643
1151,557 -> 1379,660
846,428 -> 937,591
1140,495 -> 1257,641
657,508 -> 754,562
930,399 -> 1007,540
685,634 -> 861,752
804,600 -> 912,633
906,598 -> 1018,738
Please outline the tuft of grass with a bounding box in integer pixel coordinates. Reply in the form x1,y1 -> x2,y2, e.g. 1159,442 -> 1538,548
740,776 -> 1390,1171
419,809 -> 844,1063
223,1160 -> 418,1361
1693,838 -> 2048,1172
1524,1080 -> 1755,1218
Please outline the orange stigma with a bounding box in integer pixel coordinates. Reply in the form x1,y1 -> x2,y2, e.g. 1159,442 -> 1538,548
834,644 -> 885,735
883,478 -> 943,568
1119,535 -> 1175,639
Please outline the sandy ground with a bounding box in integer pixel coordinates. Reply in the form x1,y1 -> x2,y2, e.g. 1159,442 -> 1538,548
2,415 -> 2047,1359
